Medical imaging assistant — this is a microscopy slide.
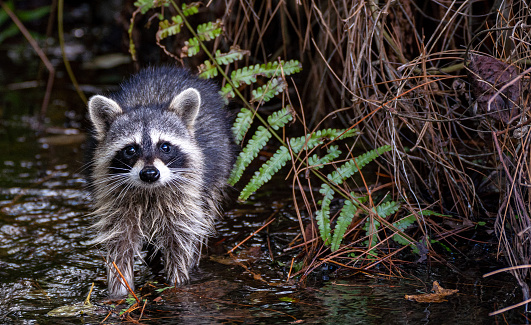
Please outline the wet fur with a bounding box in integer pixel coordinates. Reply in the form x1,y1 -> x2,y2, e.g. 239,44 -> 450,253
86,66 -> 234,298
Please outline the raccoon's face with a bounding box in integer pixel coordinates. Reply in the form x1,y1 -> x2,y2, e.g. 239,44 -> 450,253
88,88 -> 204,190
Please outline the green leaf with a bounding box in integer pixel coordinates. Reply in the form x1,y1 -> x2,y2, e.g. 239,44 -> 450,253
251,78 -> 287,103
316,184 -> 334,245
232,108 -> 254,144
267,106 -> 293,130
198,48 -> 248,79
331,198 -> 359,251
290,128 -> 359,153
239,146 -> 290,201
391,214 -> 415,246
307,146 -> 341,169
374,200 -> 400,218
327,145 -> 391,185
181,2 -> 200,16
363,216 -> 380,247
157,15 -> 183,40
134,0 -> 168,14
183,20 -> 222,57
229,126 -> 272,186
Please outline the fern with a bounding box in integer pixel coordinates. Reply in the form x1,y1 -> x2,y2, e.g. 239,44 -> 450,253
222,60 -> 302,98
181,2 -> 200,16
183,20 -> 222,57
229,106 -> 294,189
267,106 -> 293,130
290,128 -> 358,153
198,48 -> 248,79
317,185 -> 334,245
363,200 -> 401,247
328,145 -> 391,185
307,146 -> 341,169
133,0 -> 167,14
239,146 -> 291,200
158,15 -> 183,40
235,128 -> 358,201
330,195 -> 367,252
232,108 -> 254,145
228,126 -> 272,186
313,144 -> 392,248
251,78 -> 287,103
391,214 -> 416,247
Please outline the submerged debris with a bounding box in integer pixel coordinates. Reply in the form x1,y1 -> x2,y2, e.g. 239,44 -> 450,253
405,281 -> 459,303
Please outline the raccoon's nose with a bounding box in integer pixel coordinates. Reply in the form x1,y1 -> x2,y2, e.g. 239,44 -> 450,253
139,167 -> 160,183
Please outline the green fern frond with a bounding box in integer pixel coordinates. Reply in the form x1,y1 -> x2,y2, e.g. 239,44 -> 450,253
331,198 -> 359,252
290,128 -> 359,153
373,200 -> 400,218
363,216 -> 381,247
228,126 -> 272,186
158,15 -> 183,40
134,0 -> 167,14
235,126 -> 354,200
391,214 -> 416,247
196,20 -> 222,41
361,201 -> 401,250
316,184 -> 335,245
307,146 -> 342,169
181,2 -> 200,16
198,48 -> 249,79
182,20 -> 222,56
267,106 -> 293,130
215,47 -> 248,65
251,78 -> 287,103
220,83 -> 235,98
232,108 -> 254,145
328,145 -> 391,185
281,59 -> 304,76
230,60 -> 301,88
239,146 -> 290,201
183,37 -> 200,57
198,60 -> 217,79
221,60 -> 302,98
232,106 -> 293,197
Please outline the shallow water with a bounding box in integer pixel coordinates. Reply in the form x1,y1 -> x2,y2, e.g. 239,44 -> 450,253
0,118 -> 528,324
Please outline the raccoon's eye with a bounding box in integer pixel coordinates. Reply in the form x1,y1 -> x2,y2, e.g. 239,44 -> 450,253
123,145 -> 137,158
160,142 -> 171,153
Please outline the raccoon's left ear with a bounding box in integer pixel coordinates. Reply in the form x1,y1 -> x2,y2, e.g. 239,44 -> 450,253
88,95 -> 123,140
169,88 -> 201,129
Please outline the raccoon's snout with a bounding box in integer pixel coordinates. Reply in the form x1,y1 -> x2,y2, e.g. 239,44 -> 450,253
139,166 -> 160,183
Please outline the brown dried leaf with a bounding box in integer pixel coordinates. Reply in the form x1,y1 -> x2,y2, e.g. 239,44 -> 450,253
467,54 -> 521,123
405,281 -> 458,303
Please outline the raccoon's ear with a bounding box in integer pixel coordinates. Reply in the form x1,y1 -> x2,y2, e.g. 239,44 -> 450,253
169,88 -> 201,128
88,95 -> 123,140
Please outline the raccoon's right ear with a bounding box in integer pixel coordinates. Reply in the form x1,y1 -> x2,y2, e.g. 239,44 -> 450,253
169,88 -> 201,130
88,95 -> 123,140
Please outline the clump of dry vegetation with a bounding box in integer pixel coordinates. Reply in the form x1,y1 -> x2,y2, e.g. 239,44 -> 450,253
216,0 -> 531,306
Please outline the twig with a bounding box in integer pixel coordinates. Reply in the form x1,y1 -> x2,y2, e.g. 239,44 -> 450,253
227,217 -> 276,254
112,261 -> 140,304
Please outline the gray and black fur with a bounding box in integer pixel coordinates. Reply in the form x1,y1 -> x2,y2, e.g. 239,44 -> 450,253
86,66 -> 234,298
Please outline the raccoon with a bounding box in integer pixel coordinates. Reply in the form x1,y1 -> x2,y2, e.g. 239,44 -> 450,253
86,66 -> 235,298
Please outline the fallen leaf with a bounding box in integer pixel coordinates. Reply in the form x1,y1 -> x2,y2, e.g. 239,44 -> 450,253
405,281 -> 458,303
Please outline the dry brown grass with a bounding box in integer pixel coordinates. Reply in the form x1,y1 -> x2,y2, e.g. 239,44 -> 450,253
218,0 -> 531,301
